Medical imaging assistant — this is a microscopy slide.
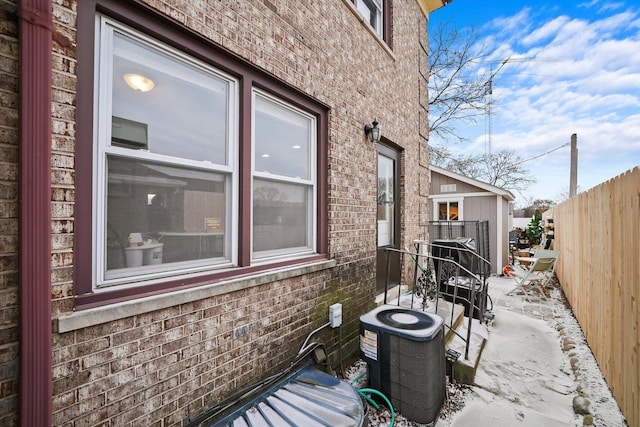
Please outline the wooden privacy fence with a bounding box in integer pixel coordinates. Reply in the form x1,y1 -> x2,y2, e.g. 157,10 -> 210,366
552,166 -> 639,427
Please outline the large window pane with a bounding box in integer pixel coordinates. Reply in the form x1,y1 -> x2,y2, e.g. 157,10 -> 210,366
254,94 -> 311,180
105,156 -> 228,279
438,201 -> 459,220
97,19 -> 237,286
253,179 -> 310,254
252,91 -> 316,259
111,30 -> 230,165
90,16 -> 323,294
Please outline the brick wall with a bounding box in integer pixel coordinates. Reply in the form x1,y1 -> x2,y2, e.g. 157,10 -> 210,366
33,0 -> 430,425
0,0 -> 19,424
53,274 -> 336,425
51,0 -> 77,320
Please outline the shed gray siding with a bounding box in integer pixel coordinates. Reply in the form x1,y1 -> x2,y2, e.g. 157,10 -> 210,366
429,167 -> 515,275
431,172 -> 484,195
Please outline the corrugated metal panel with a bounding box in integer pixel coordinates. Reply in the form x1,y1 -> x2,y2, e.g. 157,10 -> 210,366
209,364 -> 364,427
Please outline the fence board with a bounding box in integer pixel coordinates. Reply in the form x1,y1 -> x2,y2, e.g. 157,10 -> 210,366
553,166 -> 639,427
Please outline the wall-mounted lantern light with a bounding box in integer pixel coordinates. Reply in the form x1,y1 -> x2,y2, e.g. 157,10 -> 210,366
364,119 -> 382,143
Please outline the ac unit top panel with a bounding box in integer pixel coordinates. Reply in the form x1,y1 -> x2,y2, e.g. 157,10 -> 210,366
360,305 -> 443,341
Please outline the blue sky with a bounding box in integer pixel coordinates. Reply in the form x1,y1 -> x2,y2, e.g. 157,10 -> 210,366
429,0 -> 640,205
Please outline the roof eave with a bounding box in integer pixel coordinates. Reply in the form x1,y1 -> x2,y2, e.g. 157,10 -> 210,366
429,164 -> 516,201
416,0 -> 453,16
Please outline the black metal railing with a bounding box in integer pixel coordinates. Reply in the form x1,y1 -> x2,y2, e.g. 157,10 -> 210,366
381,241 -> 491,360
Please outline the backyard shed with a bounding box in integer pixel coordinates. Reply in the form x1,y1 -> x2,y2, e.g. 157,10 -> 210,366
428,165 -> 515,274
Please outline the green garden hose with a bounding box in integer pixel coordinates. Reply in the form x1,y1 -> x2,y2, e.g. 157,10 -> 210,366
357,388 -> 395,427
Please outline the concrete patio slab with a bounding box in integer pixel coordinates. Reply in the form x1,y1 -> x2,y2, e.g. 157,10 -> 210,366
442,276 -> 627,427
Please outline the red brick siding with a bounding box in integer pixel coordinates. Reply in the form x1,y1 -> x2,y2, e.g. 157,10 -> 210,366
47,0 -> 431,425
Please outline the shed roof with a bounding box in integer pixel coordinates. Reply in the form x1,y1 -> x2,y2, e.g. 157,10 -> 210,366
429,164 -> 516,201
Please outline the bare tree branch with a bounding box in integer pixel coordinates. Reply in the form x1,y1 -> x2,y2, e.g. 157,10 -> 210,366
427,20 -> 536,196
434,149 -> 536,194
427,19 -> 500,142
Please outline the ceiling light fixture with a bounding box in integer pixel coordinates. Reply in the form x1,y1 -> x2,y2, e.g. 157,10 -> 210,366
123,73 -> 155,92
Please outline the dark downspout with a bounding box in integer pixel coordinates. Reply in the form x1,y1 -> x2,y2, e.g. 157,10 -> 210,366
18,0 -> 53,425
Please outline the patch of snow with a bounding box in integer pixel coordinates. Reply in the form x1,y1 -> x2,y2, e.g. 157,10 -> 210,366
343,276 -> 627,427
549,288 -> 628,426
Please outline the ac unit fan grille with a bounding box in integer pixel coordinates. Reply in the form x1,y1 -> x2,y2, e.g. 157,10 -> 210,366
376,308 -> 436,330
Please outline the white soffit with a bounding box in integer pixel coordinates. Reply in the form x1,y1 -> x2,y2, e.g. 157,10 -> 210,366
416,0 -> 452,16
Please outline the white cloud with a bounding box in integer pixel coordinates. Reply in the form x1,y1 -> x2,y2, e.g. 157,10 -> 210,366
522,16 -> 570,46
446,5 -> 640,202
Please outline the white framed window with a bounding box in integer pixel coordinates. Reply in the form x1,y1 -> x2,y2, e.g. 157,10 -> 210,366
94,16 -> 238,287
251,90 -> 317,260
356,0 -> 384,37
433,198 -> 463,221
77,7 -> 327,304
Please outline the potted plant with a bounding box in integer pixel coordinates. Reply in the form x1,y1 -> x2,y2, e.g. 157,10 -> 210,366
525,210 -> 544,247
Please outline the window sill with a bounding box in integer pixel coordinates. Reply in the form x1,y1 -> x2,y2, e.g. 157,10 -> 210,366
341,0 -> 396,60
57,258 -> 336,333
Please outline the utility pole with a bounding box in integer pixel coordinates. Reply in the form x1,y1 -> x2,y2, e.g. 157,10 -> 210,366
485,79 -> 492,155
569,133 -> 578,197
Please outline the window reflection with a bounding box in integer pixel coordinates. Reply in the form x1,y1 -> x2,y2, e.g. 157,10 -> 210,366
252,91 -> 315,259
252,179 -> 309,254
112,31 -> 229,165
105,156 -> 227,277
254,95 -> 311,179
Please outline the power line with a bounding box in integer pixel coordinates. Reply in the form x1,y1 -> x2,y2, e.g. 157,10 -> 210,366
515,142 -> 570,165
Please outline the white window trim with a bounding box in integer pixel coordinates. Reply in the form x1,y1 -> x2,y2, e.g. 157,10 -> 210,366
496,195 -> 504,270
340,0 -> 395,58
92,15 -> 240,289
432,197 -> 464,221
250,89 -> 317,262
356,0 -> 383,37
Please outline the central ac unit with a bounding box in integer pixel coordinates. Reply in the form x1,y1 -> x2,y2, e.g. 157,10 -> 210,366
360,305 -> 445,426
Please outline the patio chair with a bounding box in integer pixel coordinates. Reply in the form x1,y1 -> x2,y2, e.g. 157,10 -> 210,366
533,248 -> 559,260
506,256 -> 557,299
512,248 -> 559,272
